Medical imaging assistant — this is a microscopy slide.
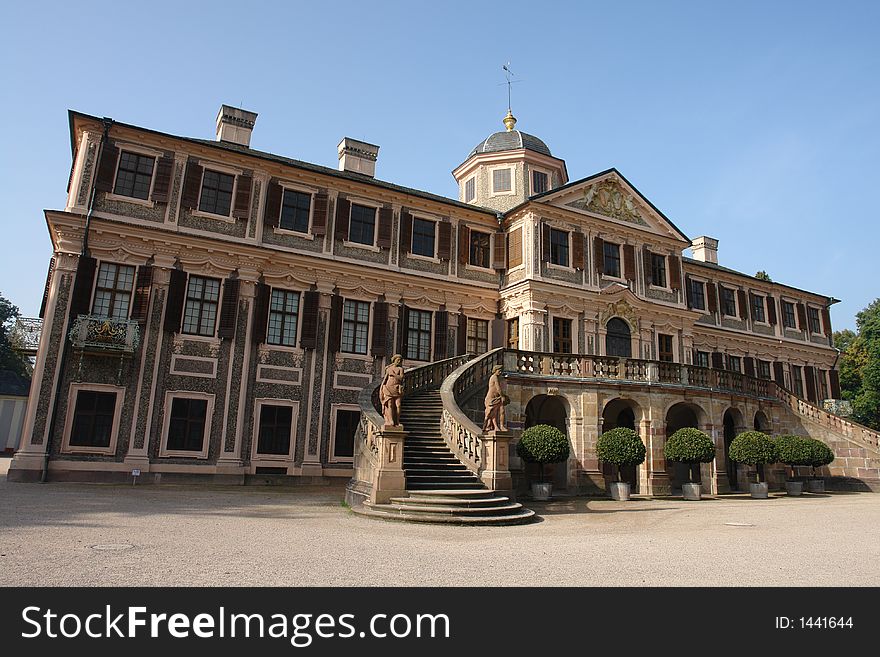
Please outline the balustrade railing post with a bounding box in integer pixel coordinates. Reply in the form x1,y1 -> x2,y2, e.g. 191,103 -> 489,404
371,426 -> 408,504
480,430 -> 514,496
646,362 -> 659,383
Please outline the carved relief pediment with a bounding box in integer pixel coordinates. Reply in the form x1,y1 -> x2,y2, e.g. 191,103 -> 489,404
564,179 -> 647,226
599,299 -> 639,331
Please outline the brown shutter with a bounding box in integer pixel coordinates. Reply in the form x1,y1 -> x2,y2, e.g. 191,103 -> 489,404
457,313 -> 468,355
217,279 -> 240,339
821,307 -> 831,336
743,356 -> 755,378
593,237 -> 604,273
334,197 -> 350,241
397,304 -> 409,355
711,351 -> 724,369
490,317 -> 505,350
707,282 -> 718,313
69,256 -> 97,318
669,256 -> 682,291
541,223 -> 551,262
312,192 -> 328,236
299,291 -> 319,349
804,365 -> 817,402
130,265 -> 154,323
796,303 -> 808,331
458,225 -> 470,264
371,301 -> 388,356
643,247 -> 653,287
377,208 -> 393,248
829,370 -> 841,399
94,144 -> 119,193
399,211 -> 413,254
437,221 -> 451,259
773,361 -> 785,385
164,269 -> 187,333
39,257 -> 56,319
685,276 -> 694,308
492,233 -> 507,270
181,160 -> 203,209
572,232 -> 585,271
434,310 -> 448,359
252,283 -> 270,345
232,175 -> 252,219
263,180 -> 282,229
623,244 -> 635,281
150,156 -> 174,203
738,289 -> 749,320
508,227 -> 523,269
327,294 -> 343,352
767,295 -> 777,325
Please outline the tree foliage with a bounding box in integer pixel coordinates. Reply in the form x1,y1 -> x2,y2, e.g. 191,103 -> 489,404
833,298 -> 880,430
664,428 -> 716,464
517,424 -> 570,484
754,270 -> 772,282
0,292 -> 31,377
597,427 -> 646,481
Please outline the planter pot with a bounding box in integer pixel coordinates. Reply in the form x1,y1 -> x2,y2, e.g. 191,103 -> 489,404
682,483 -> 702,501
749,482 -> 769,499
805,479 -> 825,493
785,481 -> 803,497
531,482 -> 553,501
609,482 -> 631,501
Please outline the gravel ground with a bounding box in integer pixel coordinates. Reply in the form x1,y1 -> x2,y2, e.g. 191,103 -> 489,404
1,456 -> 878,587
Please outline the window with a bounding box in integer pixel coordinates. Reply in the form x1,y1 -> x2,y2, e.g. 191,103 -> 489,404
348,203 -> 376,245
532,170 -> 548,195
492,168 -> 512,193
507,318 -> 519,349
69,390 -> 116,448
333,409 -> 360,460
113,151 -> 154,200
752,295 -> 766,323
466,318 -> 489,354
658,334 -> 674,362
651,254 -> 667,288
791,365 -> 804,396
549,229 -> 569,267
341,300 -> 370,354
782,301 -> 797,329
721,287 -> 737,317
757,360 -> 771,380
469,231 -> 491,268
406,309 -> 432,361
808,307 -> 822,333
818,371 -> 828,400
182,276 -> 221,336
464,177 -> 475,203
694,351 -> 710,368
267,289 -> 300,346
411,218 -> 436,257
280,189 -> 311,233
257,404 -> 293,456
166,397 -> 208,452
553,317 -> 572,354
198,169 -> 235,216
727,355 -> 742,373
603,242 -> 621,278
92,262 -> 135,319
690,280 -> 706,311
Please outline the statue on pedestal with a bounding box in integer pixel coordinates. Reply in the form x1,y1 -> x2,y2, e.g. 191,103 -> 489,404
379,354 -> 405,427
483,364 -> 509,432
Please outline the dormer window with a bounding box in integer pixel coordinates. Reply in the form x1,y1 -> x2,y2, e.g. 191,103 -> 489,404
492,168 -> 512,194
531,170 -> 548,195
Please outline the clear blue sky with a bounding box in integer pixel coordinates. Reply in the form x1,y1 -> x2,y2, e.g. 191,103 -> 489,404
2,0 -> 877,331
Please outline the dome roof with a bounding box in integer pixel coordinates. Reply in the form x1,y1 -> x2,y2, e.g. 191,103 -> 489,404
467,110 -> 552,158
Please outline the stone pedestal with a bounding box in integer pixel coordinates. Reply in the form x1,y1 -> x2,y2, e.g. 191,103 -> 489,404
480,430 -> 514,496
371,426 -> 408,504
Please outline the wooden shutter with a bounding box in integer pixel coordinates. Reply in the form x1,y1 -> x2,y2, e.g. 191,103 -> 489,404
181,160 -> 203,209
251,283 -> 270,345
743,356 -> 755,378
707,282 -> 718,313
593,237 -> 604,273
94,144 -> 119,193
327,294 -> 343,353
130,265 -> 154,323
492,233 -> 507,270
541,223 -> 551,262
371,301 -> 388,356
766,295 -> 777,325
299,291 -> 319,349
39,257 -> 56,319
685,276 -> 694,308
434,310 -> 448,359
437,221 -> 451,260
804,366 -> 817,402
151,156 -> 174,203
490,318 -> 505,350
711,351 -> 724,369
773,361 -> 785,385
377,208 -> 393,248
669,256 -> 682,291
821,307 -> 831,337
334,197 -> 350,241
623,244 -> 635,281
508,227 -> 523,269
69,256 -> 97,318
164,269 -> 187,333
829,369 -> 841,399
399,211 -> 413,254
738,289 -> 749,320
457,313 -> 467,355
263,180 -> 282,229
572,232 -> 585,271
217,279 -> 240,339
312,192 -> 328,235
458,225 -> 470,264
232,175 -> 252,219
397,304 -> 409,355
643,247 -> 653,287
796,303 -> 808,331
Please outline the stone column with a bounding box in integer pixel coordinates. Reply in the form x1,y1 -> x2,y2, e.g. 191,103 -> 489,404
644,418 -> 671,495
578,390 -> 604,493
372,426 -> 408,504
480,430 -> 514,496
520,305 -> 546,352
704,422 -> 728,494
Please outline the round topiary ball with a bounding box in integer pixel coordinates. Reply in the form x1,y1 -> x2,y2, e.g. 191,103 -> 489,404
516,424 -> 570,465
805,438 -> 834,468
664,427 -> 716,464
597,427 -> 647,468
774,435 -> 813,467
728,431 -> 777,465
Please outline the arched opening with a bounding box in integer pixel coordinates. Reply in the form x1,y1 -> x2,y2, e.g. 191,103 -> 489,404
754,410 -> 770,432
723,408 -> 745,491
605,317 -> 632,358
665,402 -> 706,492
524,394 -> 569,489
601,398 -> 641,492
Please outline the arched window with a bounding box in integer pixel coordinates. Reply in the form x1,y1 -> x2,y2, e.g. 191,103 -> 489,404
605,318 -> 632,357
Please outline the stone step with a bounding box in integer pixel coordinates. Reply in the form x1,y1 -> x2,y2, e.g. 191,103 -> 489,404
374,502 -> 526,516
406,481 -> 486,490
390,495 -> 510,507
406,489 -> 493,498
404,467 -> 471,475
356,504 -> 535,526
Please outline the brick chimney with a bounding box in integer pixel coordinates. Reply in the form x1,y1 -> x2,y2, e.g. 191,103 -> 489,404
337,137 -> 379,177
691,236 -> 719,264
216,105 -> 258,147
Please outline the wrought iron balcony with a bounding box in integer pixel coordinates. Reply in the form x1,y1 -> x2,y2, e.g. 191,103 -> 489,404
68,315 -> 140,354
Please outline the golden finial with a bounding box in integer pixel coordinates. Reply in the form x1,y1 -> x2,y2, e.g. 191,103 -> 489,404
503,108 -> 517,131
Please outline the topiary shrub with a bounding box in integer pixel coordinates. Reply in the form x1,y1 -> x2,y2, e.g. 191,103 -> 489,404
728,431 -> 777,483
774,435 -> 813,480
805,438 -> 834,478
664,427 -> 716,484
516,424 -> 570,483
596,427 -> 646,482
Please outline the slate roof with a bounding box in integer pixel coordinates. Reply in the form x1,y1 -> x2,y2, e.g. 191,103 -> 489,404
469,130 -> 553,158
0,370 -> 30,397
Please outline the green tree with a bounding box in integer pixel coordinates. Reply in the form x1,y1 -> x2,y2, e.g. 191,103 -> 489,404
833,299 -> 880,430
754,270 -> 772,282
0,292 -> 32,377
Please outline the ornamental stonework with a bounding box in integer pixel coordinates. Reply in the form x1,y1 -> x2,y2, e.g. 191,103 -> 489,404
565,179 -> 647,225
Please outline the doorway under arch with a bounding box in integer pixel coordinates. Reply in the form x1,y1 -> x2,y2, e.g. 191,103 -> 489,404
605,317 -> 632,358
524,394 -> 570,489
723,408 -> 746,491
601,398 -> 642,492
754,410 -> 770,432
665,402 -> 707,491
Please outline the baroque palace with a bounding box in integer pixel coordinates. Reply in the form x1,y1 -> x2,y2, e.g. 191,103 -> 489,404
11,105 -> 879,519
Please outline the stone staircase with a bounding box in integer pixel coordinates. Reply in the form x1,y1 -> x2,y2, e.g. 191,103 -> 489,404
361,390 -> 534,525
